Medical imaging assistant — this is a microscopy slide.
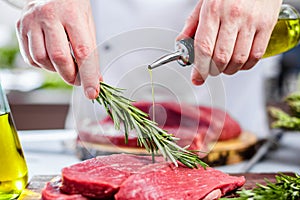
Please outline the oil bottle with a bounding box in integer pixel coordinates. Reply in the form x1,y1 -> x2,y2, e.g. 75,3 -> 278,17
0,81 -> 28,199
148,4 -> 300,69
264,4 -> 300,57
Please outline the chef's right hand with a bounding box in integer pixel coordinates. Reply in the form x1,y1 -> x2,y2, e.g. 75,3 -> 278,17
177,0 -> 282,86
16,0 -> 101,99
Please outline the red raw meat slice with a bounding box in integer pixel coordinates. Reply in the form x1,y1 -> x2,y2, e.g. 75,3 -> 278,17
82,102 -> 242,147
79,122 -> 139,147
77,101 -> 242,162
115,163 -> 245,200
41,177 -> 88,200
105,101 -> 241,140
60,154 -> 164,199
198,106 -> 242,141
132,101 -> 205,128
42,155 -> 245,200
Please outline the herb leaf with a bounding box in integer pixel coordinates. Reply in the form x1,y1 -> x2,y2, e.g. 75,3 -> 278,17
221,173 -> 300,200
95,81 -> 208,169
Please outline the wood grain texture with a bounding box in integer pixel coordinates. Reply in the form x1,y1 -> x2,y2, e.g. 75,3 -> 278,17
77,132 -> 260,166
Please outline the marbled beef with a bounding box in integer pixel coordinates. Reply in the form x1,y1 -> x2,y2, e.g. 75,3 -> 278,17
41,177 -> 88,200
78,101 -> 242,152
60,154 -> 164,199
49,154 -> 246,200
115,163 -> 245,200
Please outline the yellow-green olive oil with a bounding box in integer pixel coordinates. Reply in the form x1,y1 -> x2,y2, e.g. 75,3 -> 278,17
0,113 -> 28,199
264,18 -> 300,58
148,69 -> 156,122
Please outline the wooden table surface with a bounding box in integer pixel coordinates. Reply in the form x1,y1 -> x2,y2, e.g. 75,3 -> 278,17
18,173 -> 293,200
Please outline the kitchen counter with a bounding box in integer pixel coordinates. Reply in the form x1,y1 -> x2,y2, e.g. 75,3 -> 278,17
18,129 -> 300,180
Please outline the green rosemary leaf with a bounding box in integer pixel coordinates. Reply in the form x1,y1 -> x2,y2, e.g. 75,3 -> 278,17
152,132 -> 167,158
221,173 -> 300,200
96,81 -> 207,168
122,112 -> 130,144
132,121 -> 149,149
165,146 -> 178,167
129,105 -> 149,117
110,102 -> 125,121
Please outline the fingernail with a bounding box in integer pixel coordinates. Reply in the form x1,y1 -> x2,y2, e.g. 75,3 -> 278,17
85,87 -> 97,99
192,78 -> 204,85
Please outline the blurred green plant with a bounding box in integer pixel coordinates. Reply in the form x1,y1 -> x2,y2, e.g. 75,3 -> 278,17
269,91 -> 300,130
0,45 -> 72,90
0,46 -> 19,68
38,72 -> 72,90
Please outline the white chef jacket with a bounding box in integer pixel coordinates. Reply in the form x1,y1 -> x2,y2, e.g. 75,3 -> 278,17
70,0 -> 275,138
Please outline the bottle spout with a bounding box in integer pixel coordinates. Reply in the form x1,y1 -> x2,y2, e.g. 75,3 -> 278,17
148,38 -> 195,70
148,51 -> 182,70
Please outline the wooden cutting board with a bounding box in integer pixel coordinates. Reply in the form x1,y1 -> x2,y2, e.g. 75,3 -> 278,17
78,131 -> 260,166
18,172 -> 293,200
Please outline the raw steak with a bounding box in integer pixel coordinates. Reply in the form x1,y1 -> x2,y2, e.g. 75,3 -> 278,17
115,163 -> 246,200
78,101 -> 242,152
41,177 -> 88,200
60,154 -> 164,199
131,101 -> 242,141
45,154 -> 245,200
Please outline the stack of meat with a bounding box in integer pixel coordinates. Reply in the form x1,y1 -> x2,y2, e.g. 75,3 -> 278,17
78,101 -> 242,154
42,154 -> 246,200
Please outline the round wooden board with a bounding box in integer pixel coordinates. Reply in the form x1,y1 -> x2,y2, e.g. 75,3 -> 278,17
203,131 -> 259,166
76,132 -> 259,166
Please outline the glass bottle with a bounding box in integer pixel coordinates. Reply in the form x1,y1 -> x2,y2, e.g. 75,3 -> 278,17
148,4 -> 300,69
263,4 -> 300,58
0,80 -> 28,199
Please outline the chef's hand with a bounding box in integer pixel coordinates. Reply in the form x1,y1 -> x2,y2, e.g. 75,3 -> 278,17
177,0 -> 282,85
16,0 -> 101,99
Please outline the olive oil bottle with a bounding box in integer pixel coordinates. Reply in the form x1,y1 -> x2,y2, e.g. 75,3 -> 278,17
0,83 -> 28,199
148,4 -> 300,70
264,4 -> 300,58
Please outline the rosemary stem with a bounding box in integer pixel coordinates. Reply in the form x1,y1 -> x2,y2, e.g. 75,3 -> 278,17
95,82 -> 207,168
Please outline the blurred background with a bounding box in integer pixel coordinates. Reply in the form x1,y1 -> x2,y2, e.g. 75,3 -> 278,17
1,0 -> 300,179
0,0 -> 72,130
1,0 -> 300,131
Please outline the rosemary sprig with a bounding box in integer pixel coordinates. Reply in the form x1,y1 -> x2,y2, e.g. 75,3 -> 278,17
221,173 -> 300,200
95,81 -> 208,169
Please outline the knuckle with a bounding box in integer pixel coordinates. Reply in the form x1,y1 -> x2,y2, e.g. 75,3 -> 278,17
51,50 -> 68,65
207,0 -> 219,16
249,51 -> 264,62
39,4 -> 56,21
64,5 -> 80,21
18,17 -> 31,33
33,52 -> 48,64
232,54 -> 248,66
63,75 -> 75,85
257,17 -> 274,30
73,45 -> 92,60
196,40 -> 213,57
214,52 -> 229,67
229,6 -> 241,19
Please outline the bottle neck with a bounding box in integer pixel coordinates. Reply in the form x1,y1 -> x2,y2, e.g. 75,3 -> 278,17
0,82 -> 10,115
